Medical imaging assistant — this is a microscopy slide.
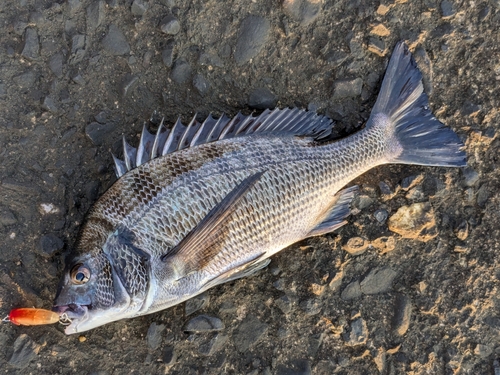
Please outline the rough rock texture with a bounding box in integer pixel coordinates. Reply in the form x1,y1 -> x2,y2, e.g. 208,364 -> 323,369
0,0 -> 498,374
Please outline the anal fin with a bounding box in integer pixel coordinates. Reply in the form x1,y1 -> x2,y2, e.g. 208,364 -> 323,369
308,186 -> 358,237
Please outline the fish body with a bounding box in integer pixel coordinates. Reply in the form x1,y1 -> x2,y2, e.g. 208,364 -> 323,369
54,42 -> 466,334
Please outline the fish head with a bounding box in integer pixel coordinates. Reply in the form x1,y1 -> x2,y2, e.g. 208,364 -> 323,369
54,223 -> 150,334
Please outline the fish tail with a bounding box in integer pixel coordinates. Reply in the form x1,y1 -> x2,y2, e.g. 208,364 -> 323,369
367,42 -> 466,167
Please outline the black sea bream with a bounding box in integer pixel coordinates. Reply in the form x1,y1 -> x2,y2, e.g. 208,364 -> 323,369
53,42 -> 466,334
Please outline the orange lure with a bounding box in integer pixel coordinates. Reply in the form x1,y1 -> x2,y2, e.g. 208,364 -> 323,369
5,308 -> 60,326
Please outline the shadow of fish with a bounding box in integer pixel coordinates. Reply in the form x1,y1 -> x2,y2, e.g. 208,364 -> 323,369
53,42 -> 466,334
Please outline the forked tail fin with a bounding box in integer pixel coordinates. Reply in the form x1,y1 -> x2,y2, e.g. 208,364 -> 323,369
367,42 -> 466,167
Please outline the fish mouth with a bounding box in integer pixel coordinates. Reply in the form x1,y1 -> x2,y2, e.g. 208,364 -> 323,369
53,304 -> 90,334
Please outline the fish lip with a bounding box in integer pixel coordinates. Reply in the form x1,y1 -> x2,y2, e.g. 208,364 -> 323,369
53,304 -> 90,333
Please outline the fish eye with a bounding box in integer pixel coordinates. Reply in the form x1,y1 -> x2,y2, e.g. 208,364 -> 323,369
70,264 -> 91,285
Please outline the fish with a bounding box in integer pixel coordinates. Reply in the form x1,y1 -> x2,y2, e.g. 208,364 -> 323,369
53,42 -> 466,334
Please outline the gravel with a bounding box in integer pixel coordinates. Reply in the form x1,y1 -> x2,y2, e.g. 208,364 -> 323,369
0,0 -> 498,373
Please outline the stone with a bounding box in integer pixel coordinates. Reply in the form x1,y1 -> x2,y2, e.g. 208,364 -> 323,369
42,96 -> 58,112
193,74 -> 209,95
276,359 -> 312,375
233,315 -> 268,352
387,202 -> 438,242
183,315 -> 224,332
341,280 -> 361,300
22,28 -> 40,60
162,43 -> 174,67
85,122 -> 117,146
440,1 -> 455,18
282,0 -> 322,26
332,78 -> 363,99
462,167 -> 479,187
162,345 -> 177,366
248,87 -> 277,109
356,195 -> 374,210
368,37 -> 387,57
198,333 -> 228,356
86,1 -> 105,31
131,0 -> 148,16
275,295 -> 292,314
344,318 -> 368,346
374,209 -> 388,223
401,174 -> 424,191
9,334 -> 41,368
299,298 -> 321,315
392,294 -> 412,336
185,293 -> 209,316
39,234 -> 64,256
121,74 -> 139,97
49,53 -> 64,78
102,24 -> 130,55
476,184 -> 490,207
370,24 -> 390,37
455,220 -> 468,241
67,0 -> 82,16
371,236 -> 396,254
342,237 -> 368,256
147,322 -> 166,350
171,59 -> 192,84
234,16 -> 270,65
160,15 -> 180,35
14,21 -> 28,36
0,207 -> 17,226
360,267 -> 397,295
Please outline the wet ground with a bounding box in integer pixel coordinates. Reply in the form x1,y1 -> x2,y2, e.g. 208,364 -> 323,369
0,0 -> 499,374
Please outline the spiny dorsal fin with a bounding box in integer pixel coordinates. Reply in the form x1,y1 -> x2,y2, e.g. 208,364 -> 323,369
113,108 -> 333,178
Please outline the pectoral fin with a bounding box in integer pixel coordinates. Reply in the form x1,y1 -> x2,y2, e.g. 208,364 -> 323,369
307,186 -> 358,237
161,171 -> 265,277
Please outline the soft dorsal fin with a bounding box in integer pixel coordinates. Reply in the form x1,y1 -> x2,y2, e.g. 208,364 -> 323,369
112,108 -> 333,178
160,171 -> 265,279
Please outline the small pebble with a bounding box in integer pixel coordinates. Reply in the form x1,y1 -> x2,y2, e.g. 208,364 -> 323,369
282,0 -> 322,26
171,58 -> 192,84
341,280 -> 361,300
163,346 -> 177,366
86,1 -> 105,31
183,315 -> 224,332
9,334 -> 40,369
368,37 -> 386,57
102,24 -> 130,55
39,234 -> 64,256
160,15 -> 180,35
360,267 -> 397,295
344,318 -> 368,346
234,16 -> 270,65
22,28 -> 40,60
440,0 -> 455,18
374,209 -> 388,223
131,0 -> 148,16
370,24 -> 390,37
392,294 -> 412,336
343,237 -> 368,256
147,322 -> 166,350
332,78 -> 363,99
233,315 -> 268,352
248,87 -> 277,109
162,43 -> 174,67
193,74 -> 210,95
78,336 -> 86,342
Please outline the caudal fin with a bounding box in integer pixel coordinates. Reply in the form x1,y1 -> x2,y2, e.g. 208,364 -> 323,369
367,42 -> 466,167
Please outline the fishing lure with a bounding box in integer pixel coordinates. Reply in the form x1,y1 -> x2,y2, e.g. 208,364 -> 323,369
2,308 -> 71,326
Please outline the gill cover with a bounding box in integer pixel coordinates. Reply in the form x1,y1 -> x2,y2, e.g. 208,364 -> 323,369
104,227 -> 150,302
